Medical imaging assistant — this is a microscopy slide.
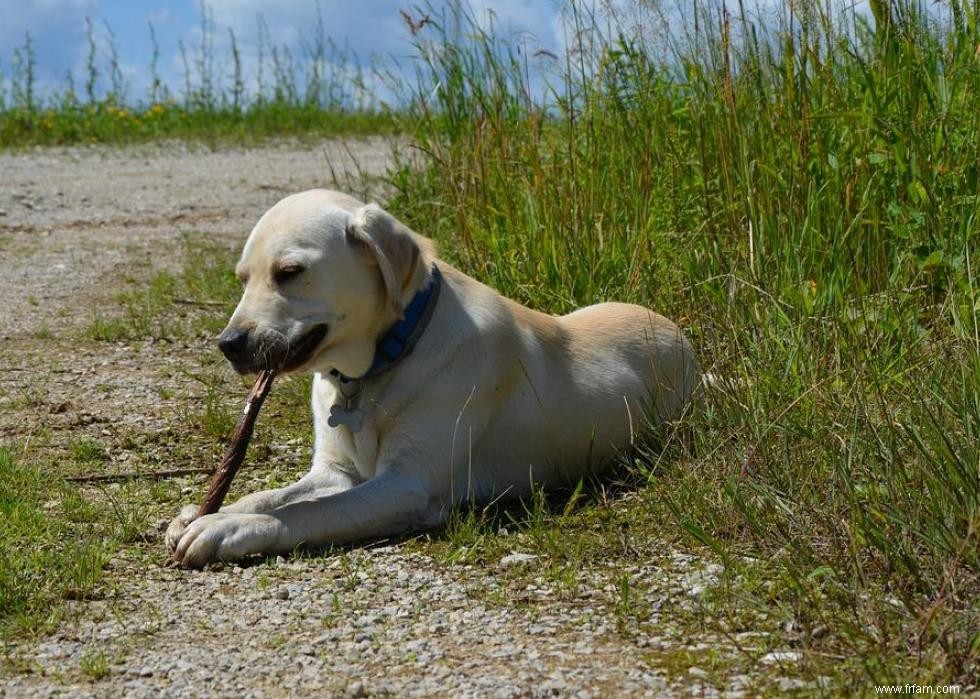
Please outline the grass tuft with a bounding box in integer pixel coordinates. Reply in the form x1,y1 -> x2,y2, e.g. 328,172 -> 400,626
79,649 -> 109,680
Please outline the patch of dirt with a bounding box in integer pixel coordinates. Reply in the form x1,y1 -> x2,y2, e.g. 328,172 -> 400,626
0,138 -> 394,338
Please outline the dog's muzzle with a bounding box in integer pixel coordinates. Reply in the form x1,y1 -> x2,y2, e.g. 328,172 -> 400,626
217,324 -> 328,374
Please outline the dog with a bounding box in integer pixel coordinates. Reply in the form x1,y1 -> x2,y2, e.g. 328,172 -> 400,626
166,190 -> 700,567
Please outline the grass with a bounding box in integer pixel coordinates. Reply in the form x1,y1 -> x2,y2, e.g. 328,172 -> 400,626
0,446 -> 113,637
69,438 -> 106,464
0,102 -> 397,149
82,236 -> 237,342
79,650 -> 109,681
383,0 -> 980,686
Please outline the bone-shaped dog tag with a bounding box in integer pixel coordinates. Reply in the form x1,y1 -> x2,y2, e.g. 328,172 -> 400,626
328,404 -> 364,432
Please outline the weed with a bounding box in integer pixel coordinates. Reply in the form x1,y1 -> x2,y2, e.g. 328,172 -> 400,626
198,378 -> 236,440
70,437 -> 106,463
79,649 -> 109,680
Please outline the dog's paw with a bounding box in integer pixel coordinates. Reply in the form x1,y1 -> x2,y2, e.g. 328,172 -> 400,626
170,512 -> 281,568
165,504 -> 201,554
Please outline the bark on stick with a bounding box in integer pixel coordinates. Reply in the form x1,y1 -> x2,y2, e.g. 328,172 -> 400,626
196,369 -> 276,517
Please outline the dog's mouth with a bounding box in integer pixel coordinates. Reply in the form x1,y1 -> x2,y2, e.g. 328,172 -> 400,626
281,323 -> 329,372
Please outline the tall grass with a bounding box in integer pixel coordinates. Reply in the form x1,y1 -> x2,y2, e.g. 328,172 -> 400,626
0,8 -> 393,148
388,0 -> 979,683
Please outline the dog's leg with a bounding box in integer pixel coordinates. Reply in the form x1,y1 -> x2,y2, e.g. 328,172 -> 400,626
165,465 -> 357,554
171,468 -> 437,567
222,466 -> 357,513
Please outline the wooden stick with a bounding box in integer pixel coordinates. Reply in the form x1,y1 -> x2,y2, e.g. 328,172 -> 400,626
196,369 -> 276,517
67,467 -> 214,483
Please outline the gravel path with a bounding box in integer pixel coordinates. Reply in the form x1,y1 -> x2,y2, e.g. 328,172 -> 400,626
0,139 -> 392,338
0,141 -> 785,697
2,548 -> 739,698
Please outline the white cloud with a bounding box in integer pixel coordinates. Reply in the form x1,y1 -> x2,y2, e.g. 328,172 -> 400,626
147,8 -> 172,25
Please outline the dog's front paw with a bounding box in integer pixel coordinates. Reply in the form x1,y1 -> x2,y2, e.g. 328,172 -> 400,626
165,504 -> 201,554
171,512 -> 281,568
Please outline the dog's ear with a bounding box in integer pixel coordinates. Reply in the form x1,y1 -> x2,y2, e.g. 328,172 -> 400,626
345,204 -> 422,317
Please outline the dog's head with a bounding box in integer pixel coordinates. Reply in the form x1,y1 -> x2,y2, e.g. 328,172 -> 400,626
218,189 -> 433,377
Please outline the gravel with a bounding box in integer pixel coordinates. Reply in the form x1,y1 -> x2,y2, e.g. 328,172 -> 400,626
0,138 -> 395,338
2,547 -> 729,697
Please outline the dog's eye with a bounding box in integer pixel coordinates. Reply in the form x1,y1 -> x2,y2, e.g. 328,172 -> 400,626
274,266 -> 304,285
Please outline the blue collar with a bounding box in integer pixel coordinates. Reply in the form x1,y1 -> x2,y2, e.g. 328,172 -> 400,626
330,266 -> 442,383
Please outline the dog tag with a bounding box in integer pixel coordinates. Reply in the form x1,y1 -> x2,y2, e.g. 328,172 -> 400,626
328,404 -> 364,432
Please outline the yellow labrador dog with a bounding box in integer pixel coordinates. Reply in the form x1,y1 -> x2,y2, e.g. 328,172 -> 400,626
167,189 -> 700,566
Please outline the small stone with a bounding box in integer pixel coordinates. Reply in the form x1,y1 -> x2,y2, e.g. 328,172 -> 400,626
777,678 -> 809,692
499,552 -> 538,569
688,666 -> 708,678
346,680 -> 367,697
728,674 -> 751,688
276,588 -> 290,600
885,595 -> 906,611
761,651 -> 802,664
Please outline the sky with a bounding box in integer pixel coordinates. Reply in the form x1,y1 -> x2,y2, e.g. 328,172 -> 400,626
0,0 -> 567,106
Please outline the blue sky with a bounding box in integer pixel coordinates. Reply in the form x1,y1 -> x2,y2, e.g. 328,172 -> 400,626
0,1 -> 566,105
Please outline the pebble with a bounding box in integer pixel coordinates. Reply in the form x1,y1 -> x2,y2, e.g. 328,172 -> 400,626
760,651 -> 802,664
499,552 -> 538,568
778,677 -> 810,691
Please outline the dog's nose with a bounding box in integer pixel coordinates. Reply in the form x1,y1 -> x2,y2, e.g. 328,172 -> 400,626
217,328 -> 250,360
